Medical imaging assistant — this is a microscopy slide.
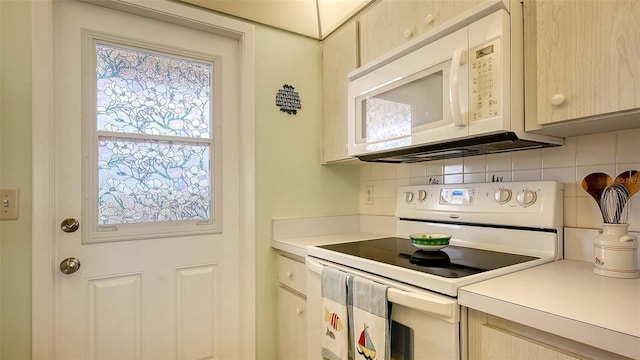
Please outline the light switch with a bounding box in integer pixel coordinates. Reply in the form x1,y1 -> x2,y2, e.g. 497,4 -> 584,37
0,188 -> 19,220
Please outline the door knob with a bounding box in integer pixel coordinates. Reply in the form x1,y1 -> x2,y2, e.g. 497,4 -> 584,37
60,218 -> 79,233
60,257 -> 81,274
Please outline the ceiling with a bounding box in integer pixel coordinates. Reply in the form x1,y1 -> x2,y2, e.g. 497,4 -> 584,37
177,0 -> 373,39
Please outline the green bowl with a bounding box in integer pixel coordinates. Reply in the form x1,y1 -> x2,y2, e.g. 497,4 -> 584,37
409,233 -> 452,248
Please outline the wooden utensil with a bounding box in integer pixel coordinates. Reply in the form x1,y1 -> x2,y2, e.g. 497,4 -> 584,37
582,172 -> 613,208
614,170 -> 640,198
627,171 -> 640,198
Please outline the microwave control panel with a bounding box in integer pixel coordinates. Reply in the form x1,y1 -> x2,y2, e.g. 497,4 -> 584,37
470,38 -> 501,121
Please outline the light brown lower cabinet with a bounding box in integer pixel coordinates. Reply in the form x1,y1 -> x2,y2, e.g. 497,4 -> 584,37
276,254 -> 307,359
278,287 -> 307,359
467,309 -> 632,360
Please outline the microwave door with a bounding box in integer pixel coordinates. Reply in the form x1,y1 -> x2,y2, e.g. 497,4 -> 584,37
355,57 -> 468,154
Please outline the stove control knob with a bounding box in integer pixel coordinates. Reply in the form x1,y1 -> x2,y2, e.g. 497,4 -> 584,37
516,189 -> 537,207
494,188 -> 512,204
417,190 -> 427,202
404,191 -> 414,203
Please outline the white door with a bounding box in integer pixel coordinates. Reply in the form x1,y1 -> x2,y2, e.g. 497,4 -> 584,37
52,1 -> 243,358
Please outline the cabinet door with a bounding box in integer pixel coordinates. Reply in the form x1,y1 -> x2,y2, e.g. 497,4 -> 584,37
476,324 -> 579,360
278,287 -> 307,360
467,309 -> 630,360
322,21 -> 358,163
527,0 -> 640,125
358,0 -> 484,65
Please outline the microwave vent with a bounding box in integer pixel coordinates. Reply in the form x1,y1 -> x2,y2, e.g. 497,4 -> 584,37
355,132 -> 559,163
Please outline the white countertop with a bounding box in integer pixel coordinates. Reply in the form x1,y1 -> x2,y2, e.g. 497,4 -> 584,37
459,259 -> 640,359
271,214 -> 395,258
272,232 -> 386,258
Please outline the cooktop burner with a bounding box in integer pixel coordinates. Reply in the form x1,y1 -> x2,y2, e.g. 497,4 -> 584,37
318,237 -> 539,279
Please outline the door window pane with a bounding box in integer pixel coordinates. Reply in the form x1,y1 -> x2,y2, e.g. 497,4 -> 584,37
96,43 -> 211,138
93,41 -> 215,228
98,138 -> 210,224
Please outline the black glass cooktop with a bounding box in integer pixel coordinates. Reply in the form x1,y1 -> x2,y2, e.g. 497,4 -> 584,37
318,237 -> 539,278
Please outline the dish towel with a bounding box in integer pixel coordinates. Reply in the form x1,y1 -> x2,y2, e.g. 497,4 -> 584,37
348,276 -> 390,360
321,266 -> 349,360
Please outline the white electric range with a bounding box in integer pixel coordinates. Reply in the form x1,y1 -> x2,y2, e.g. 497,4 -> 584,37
305,181 -> 563,359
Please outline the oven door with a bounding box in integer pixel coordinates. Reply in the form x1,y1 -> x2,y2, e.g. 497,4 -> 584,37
306,258 -> 461,360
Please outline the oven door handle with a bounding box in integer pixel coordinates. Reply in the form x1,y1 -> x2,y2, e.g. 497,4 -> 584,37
387,289 -> 454,319
306,258 -> 457,322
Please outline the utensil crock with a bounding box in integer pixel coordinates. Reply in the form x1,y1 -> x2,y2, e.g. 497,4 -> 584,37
593,223 -> 640,279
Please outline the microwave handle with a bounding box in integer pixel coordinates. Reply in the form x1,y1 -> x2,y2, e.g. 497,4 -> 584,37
449,49 -> 465,127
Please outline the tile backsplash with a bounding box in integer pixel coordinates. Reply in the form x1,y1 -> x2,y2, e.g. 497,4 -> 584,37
359,129 -> 640,231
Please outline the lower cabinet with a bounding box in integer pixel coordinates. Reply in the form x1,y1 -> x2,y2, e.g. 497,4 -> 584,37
278,287 -> 307,359
276,254 -> 307,359
467,309 -> 631,360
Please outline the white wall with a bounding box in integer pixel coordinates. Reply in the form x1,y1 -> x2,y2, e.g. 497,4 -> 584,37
0,0 -> 33,358
254,25 -> 359,358
359,130 -> 640,231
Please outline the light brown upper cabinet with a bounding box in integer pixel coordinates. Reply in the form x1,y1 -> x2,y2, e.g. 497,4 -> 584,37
525,0 -> 640,136
322,21 -> 358,163
358,0 -> 484,66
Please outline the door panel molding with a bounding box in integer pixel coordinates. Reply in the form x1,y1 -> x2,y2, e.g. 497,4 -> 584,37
31,1 -> 255,358
177,264 -> 218,359
88,273 -> 143,360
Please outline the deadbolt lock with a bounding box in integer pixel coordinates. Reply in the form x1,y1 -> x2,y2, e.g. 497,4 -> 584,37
60,218 -> 80,233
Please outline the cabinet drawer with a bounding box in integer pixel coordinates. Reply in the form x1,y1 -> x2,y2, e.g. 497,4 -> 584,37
277,255 -> 307,295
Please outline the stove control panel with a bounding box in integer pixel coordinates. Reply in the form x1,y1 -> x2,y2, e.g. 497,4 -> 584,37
397,181 -> 563,228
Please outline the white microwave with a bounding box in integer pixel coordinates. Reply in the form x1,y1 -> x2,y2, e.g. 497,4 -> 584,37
347,5 -> 562,163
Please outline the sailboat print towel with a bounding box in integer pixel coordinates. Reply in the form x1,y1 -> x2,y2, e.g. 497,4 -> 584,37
321,266 -> 349,360
348,276 -> 390,360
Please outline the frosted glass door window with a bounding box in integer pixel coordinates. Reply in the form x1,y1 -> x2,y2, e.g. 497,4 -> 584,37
90,40 -> 218,233
98,138 -> 210,224
362,70 -> 444,144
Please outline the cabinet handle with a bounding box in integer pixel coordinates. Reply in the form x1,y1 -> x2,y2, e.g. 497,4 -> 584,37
286,271 -> 293,279
551,93 -> 565,106
296,308 -> 304,316
403,28 -> 414,38
424,14 -> 435,24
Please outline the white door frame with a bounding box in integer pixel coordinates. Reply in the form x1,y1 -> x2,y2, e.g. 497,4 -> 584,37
31,0 -> 256,358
